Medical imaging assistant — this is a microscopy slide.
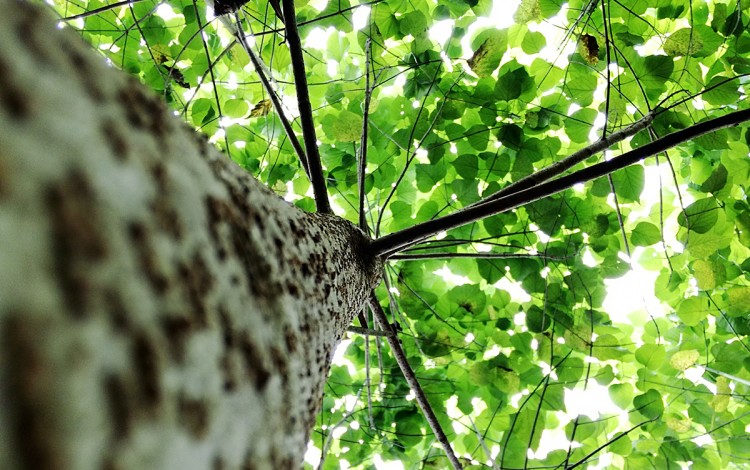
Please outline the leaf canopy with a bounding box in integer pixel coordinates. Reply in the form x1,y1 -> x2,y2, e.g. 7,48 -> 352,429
51,0 -> 750,468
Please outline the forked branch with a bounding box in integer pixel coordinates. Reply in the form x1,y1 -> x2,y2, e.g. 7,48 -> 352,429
227,15 -> 311,177
371,108 -> 750,258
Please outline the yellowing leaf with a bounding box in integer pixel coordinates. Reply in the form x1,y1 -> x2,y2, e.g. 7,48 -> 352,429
514,0 -> 541,23
664,28 -> 703,56
727,286 -> 750,309
330,110 -> 363,142
249,99 -> 273,117
666,414 -> 691,433
670,350 -> 699,371
692,259 -> 725,290
468,30 -> 507,77
709,376 -> 730,412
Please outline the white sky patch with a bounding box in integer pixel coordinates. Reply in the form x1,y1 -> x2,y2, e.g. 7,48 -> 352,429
155,3 -> 179,20
429,19 -> 454,46
434,266 -> 472,285
304,26 -> 333,50
352,5 -> 370,31
602,263 -> 663,324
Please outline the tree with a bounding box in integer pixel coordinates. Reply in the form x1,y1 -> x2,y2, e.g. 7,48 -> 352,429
3,0 -> 750,468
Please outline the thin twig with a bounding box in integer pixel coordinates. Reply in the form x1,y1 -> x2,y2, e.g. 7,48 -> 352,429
228,14 -> 311,177
316,388 -> 364,470
467,111 -> 654,209
282,0 -> 331,213
346,326 -> 387,337
370,108 -> 750,258
565,418 -> 657,470
368,293 -> 462,470
62,0 -> 147,20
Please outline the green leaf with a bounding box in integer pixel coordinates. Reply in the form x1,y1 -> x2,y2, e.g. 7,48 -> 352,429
633,389 -> 664,419
703,75 -> 740,105
631,222 -> 661,246
677,198 -> 719,234
611,164 -> 645,202
635,344 -> 666,369
564,108 -> 598,143
676,296 -> 709,326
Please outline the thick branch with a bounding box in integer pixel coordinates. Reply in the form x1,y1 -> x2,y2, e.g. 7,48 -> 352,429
371,108 -> 750,258
469,111 -> 654,208
368,294 -> 462,470
389,252 -> 565,261
282,0 -> 331,213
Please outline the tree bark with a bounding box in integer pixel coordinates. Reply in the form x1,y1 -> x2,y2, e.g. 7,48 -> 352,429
0,1 -> 381,468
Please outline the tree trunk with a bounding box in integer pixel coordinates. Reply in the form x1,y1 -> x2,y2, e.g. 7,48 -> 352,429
0,1 -> 381,468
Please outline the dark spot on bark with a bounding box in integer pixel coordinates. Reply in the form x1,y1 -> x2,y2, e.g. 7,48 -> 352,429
104,289 -> 131,332
118,80 -> 168,136
213,456 -> 226,470
104,374 -> 131,439
0,159 -> 8,200
161,316 -> 192,362
269,346 -> 288,384
287,282 -> 299,297
102,119 -> 129,161
284,326 -> 298,354
3,315 -> 58,470
64,46 -> 104,102
252,212 -> 263,231
15,2 -> 50,64
230,275 -> 239,286
239,337 -> 270,390
179,396 -> 210,439
47,171 -> 107,317
205,196 -> 233,262
128,222 -> 170,295
0,55 -> 30,118
242,456 -> 257,470
218,306 -> 233,348
150,164 -> 183,240
133,333 -> 161,408
178,253 -> 213,326
220,354 -> 238,392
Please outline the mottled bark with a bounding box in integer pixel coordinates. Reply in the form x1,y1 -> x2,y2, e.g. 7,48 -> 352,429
0,1 -> 381,468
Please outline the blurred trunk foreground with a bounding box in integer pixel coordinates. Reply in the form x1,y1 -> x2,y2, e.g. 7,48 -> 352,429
0,1 -> 381,468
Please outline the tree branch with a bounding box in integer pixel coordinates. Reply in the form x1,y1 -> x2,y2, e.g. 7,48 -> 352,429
371,108 -> 750,258
346,325 -> 386,337
368,293 -> 462,470
358,38 -> 373,233
62,0 -> 147,20
467,111 -> 654,209
282,0 -> 331,213
389,252 -> 566,261
229,15 -> 311,177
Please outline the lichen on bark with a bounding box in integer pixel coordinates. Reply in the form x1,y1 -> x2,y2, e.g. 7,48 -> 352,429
0,1 -> 381,468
